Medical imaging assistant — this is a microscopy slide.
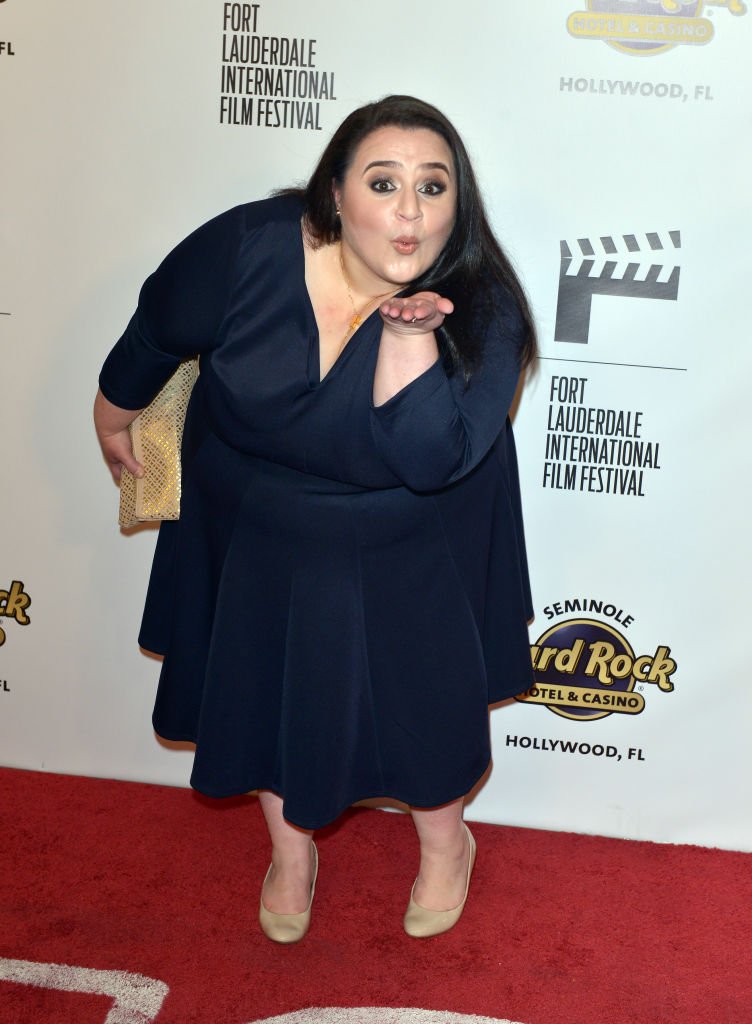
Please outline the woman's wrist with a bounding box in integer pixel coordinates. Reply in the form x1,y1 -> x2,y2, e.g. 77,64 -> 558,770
94,388 -> 143,438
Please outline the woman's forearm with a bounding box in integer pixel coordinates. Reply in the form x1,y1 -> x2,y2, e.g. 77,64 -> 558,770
372,328 -> 440,407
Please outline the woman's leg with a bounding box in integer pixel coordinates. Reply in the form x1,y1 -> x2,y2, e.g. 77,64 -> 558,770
409,796 -> 471,911
258,790 -> 316,914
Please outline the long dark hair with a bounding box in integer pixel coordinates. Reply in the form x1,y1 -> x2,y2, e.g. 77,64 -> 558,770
286,95 -> 537,380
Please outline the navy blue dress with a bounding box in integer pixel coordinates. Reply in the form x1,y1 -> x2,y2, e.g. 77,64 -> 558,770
100,194 -> 533,829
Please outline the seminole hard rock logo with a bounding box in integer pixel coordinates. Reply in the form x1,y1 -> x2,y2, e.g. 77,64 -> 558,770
0,580 -> 31,646
518,610 -> 677,722
567,0 -> 746,55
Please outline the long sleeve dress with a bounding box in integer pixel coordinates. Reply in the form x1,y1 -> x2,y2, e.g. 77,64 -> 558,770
100,193 -> 534,829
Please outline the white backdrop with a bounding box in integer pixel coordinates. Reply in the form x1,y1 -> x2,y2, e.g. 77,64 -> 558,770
1,0 -> 750,850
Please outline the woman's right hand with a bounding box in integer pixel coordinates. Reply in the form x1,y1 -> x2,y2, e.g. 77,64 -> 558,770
379,291 -> 453,337
94,389 -> 144,483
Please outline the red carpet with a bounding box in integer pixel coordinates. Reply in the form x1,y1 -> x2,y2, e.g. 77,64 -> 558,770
2,767 -> 750,1024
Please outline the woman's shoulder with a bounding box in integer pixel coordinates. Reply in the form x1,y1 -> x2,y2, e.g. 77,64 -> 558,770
231,192 -> 305,233
156,193 -> 304,273
177,193 -> 304,247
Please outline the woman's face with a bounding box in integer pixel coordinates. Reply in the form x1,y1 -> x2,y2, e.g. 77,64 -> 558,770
334,125 -> 457,294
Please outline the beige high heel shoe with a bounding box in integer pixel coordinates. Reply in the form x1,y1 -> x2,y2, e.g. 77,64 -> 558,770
403,824 -> 476,938
259,842 -> 318,944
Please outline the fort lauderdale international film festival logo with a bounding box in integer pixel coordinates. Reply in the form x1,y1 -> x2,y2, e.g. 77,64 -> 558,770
567,1 -> 746,55
517,602 -> 677,722
555,230 -> 680,344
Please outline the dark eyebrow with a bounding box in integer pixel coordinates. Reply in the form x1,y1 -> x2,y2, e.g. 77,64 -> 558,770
361,160 -> 452,175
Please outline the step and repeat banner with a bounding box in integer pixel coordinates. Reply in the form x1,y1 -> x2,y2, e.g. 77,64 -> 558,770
1,1 -> 750,850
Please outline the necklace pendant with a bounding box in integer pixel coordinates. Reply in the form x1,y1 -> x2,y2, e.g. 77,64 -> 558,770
349,314 -> 362,332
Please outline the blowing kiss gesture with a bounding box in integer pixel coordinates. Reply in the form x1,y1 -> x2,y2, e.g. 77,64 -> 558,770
379,292 -> 454,337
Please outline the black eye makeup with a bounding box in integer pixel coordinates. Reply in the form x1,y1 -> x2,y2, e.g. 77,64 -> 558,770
419,180 -> 448,196
366,176 -> 449,196
368,177 -> 396,193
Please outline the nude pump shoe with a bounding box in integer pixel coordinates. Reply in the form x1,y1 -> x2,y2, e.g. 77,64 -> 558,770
259,843 -> 318,944
403,824 -> 476,938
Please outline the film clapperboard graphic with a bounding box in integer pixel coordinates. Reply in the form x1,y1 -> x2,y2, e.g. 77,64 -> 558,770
555,231 -> 681,344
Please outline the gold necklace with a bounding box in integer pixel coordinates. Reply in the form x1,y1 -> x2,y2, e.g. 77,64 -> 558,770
339,248 -> 393,347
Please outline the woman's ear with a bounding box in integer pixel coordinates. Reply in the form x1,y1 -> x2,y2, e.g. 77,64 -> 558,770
332,181 -> 341,214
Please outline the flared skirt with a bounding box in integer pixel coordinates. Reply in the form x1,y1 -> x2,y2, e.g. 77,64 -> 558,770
143,428 -> 529,829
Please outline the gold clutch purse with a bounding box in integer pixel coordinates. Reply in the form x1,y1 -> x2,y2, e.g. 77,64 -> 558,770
118,359 -> 199,528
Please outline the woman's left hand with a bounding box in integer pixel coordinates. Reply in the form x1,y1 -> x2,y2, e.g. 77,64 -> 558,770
94,388 -> 144,483
379,291 -> 454,336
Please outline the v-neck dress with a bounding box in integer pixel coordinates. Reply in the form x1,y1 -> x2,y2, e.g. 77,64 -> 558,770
100,194 -> 534,829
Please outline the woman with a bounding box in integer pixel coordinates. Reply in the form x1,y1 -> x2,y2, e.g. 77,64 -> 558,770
95,95 -> 536,943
